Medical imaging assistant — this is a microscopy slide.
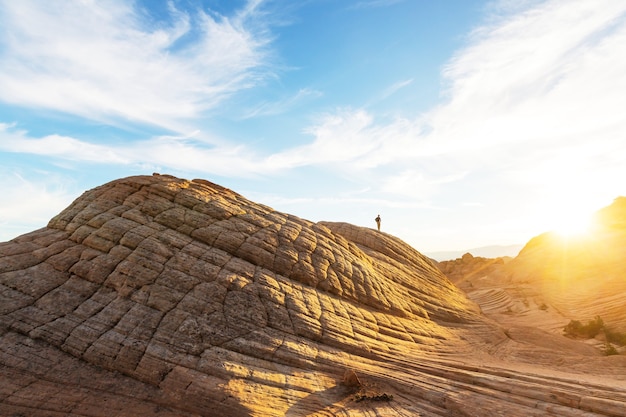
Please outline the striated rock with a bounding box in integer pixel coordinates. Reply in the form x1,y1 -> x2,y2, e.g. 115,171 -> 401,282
1,175 -> 626,416
437,253 -> 510,288
504,196 -> 626,333
500,228 -> 625,334
437,197 -> 626,362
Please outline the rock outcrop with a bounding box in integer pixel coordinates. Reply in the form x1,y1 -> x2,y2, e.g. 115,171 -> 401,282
437,252 -> 511,288
505,196 -> 626,332
2,175 -> 626,416
437,197 -> 626,361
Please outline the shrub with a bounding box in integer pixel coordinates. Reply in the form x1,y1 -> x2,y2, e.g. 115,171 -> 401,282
604,342 -> 619,356
605,328 -> 626,346
563,316 -> 626,347
563,316 -> 604,338
563,320 -> 583,337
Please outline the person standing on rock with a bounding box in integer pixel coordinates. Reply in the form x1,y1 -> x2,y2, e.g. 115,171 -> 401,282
375,214 -> 381,231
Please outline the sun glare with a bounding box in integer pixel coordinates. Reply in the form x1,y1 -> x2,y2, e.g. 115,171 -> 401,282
552,210 -> 593,238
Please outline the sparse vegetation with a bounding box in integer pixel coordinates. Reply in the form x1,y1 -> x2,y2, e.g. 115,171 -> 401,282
563,316 -> 626,353
604,327 -> 626,346
354,391 -> 393,402
604,342 -> 619,356
563,316 -> 605,339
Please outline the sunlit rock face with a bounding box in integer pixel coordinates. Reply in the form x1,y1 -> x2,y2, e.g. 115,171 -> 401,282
437,252 -> 511,287
2,175 -> 626,416
436,197 -> 626,367
506,196 -> 626,331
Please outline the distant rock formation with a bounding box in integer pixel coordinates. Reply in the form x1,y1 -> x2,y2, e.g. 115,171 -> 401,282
437,252 -> 511,287
2,175 -> 625,416
437,196 -> 626,355
507,196 -> 626,332
427,244 -> 522,262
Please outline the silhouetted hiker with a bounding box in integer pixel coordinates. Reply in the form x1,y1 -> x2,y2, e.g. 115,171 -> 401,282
375,214 -> 381,231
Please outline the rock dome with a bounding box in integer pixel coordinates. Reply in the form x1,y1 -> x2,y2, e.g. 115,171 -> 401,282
1,174 -> 625,416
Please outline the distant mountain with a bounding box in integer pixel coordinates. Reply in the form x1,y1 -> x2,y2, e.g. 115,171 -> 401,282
426,243 -> 523,261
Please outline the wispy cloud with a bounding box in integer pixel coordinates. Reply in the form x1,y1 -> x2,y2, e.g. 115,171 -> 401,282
0,0 -> 271,133
379,79 -> 413,100
362,78 -> 414,108
274,0 -> 626,205
240,88 -> 323,118
267,109 -> 379,168
0,123 -> 267,177
2,0 -> 625,220
0,124 -> 129,163
0,169 -> 76,241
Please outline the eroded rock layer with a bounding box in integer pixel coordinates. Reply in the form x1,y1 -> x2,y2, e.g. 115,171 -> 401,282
507,209 -> 626,333
441,197 -> 626,337
1,174 -> 625,416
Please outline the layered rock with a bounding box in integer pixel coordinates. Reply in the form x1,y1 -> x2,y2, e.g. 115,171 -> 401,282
437,197 -> 626,360
505,197 -> 626,332
437,252 -> 511,288
1,174 -> 625,416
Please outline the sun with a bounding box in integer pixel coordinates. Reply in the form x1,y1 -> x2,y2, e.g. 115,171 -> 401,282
552,210 -> 594,238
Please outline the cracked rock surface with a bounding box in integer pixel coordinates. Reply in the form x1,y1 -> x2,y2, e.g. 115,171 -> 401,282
1,174 -> 625,416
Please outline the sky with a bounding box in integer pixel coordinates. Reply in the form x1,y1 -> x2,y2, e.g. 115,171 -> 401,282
1,0 -> 626,258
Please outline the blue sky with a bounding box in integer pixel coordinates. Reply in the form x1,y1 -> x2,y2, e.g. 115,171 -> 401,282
1,0 -> 626,257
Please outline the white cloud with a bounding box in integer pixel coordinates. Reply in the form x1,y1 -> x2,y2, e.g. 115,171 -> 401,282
3,0 -> 624,186
0,170 -> 77,242
381,169 -> 467,200
0,123 -> 269,178
0,124 -> 129,163
264,107 -> 430,174
243,0 -> 626,249
276,0 -> 626,199
0,0 -> 271,132
2,0 -> 625,239
428,0 -> 626,195
437,0 -> 626,141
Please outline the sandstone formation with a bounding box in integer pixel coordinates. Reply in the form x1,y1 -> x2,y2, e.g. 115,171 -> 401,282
437,253 -> 511,289
506,197 -> 626,332
437,197 -> 626,356
1,174 -> 626,416
436,253 -> 558,325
